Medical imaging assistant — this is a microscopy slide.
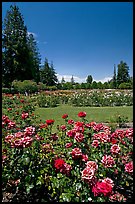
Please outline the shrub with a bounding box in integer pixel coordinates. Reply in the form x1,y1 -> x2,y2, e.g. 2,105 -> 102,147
12,80 -> 38,94
119,83 -> 132,89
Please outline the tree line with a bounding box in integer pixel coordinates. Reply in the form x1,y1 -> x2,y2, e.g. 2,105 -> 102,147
2,5 -> 132,90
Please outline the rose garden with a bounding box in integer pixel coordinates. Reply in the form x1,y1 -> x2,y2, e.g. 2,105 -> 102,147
2,90 -> 133,202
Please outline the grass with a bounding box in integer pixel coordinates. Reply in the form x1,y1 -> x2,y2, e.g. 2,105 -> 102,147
35,105 -> 133,130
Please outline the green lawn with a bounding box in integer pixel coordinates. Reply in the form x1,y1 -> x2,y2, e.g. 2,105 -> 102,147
35,105 -> 133,129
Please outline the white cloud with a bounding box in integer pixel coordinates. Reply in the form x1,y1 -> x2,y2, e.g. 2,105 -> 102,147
94,77 -> 112,83
27,31 -> 37,38
56,74 -> 112,83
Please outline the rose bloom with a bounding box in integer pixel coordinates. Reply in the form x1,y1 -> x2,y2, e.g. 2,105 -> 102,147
60,125 -> 67,131
125,161 -> 133,173
74,121 -> 84,132
8,121 -> 16,129
86,161 -> 98,172
8,108 -> 12,111
68,119 -> 74,125
110,144 -> 121,154
125,128 -> 133,137
65,142 -> 73,148
71,148 -> 82,160
92,181 -> 113,197
54,158 -> 65,171
109,191 -> 127,202
110,138 -> 118,144
24,126 -> 35,136
82,154 -> 88,162
21,112 -> 29,120
46,119 -> 55,125
35,134 -> 44,141
14,131 -> 24,138
92,123 -> 104,132
39,123 -> 48,129
62,114 -> 68,119
81,167 -> 97,186
102,177 -> 114,188
62,163 -> 72,176
51,133 -> 58,141
91,140 -> 100,148
75,132 -> 84,142
78,111 -> 86,118
66,130 -> 76,138
101,155 -> 115,168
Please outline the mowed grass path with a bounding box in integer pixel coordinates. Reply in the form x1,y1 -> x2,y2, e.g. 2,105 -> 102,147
35,105 -> 133,129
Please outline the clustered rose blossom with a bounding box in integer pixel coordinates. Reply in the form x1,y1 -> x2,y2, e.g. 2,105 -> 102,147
71,148 -> 82,160
93,132 -> 110,143
86,161 -> 98,171
35,134 -> 44,141
92,181 -> 113,197
110,144 -> 121,154
91,139 -> 100,148
54,158 -> 72,176
74,121 -> 84,132
102,177 -> 114,188
60,125 -> 67,131
92,123 -> 104,132
65,142 -> 73,148
101,155 -> 115,168
68,119 -> 74,125
5,132 -> 33,148
51,133 -> 58,141
39,123 -> 48,129
125,161 -> 133,173
24,126 -> 35,136
62,114 -> 68,119
7,121 -> 16,129
74,132 -> 84,142
78,111 -> 86,118
46,119 -> 55,125
109,192 -> 127,202
81,161 -> 98,186
82,154 -> 88,162
21,112 -> 29,120
66,130 -> 76,138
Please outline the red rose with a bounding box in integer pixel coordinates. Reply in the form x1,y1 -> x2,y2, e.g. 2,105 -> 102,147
62,114 -> 68,119
68,119 -> 74,125
54,158 -> 65,170
92,181 -> 112,197
78,111 -> 86,118
46,119 -> 55,125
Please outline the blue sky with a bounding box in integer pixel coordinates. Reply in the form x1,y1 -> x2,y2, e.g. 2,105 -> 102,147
2,2 -> 133,83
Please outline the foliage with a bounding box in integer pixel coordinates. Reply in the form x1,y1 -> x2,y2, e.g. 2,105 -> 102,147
2,95 -> 133,202
86,75 -> 93,84
118,82 -> 132,89
117,61 -> 130,86
2,5 -> 39,87
12,80 -> 38,94
40,58 -> 58,86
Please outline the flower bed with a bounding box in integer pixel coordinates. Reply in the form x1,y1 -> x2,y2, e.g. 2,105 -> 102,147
36,89 -> 133,107
2,95 -> 133,202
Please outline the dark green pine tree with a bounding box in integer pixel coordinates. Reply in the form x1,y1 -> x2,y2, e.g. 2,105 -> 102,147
86,75 -> 93,84
117,61 -> 130,86
112,64 -> 117,88
40,58 -> 58,86
71,75 -> 75,85
2,5 -> 34,87
27,33 -> 41,83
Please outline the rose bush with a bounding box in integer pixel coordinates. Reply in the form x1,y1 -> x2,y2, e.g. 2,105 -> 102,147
2,94 -> 133,202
